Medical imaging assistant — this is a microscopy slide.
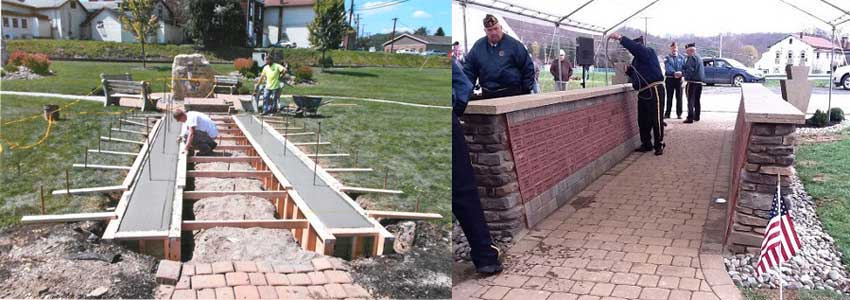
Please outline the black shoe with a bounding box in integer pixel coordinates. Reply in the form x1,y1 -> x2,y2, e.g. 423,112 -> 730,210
694,118 -> 700,122
476,264 -> 503,276
635,146 -> 652,152
654,147 -> 664,156
683,119 -> 694,124
677,115 -> 682,119
663,113 -> 670,119
662,122 -> 668,127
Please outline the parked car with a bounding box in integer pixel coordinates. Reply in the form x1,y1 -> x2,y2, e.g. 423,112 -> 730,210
395,49 -> 419,55
702,57 -> 765,86
832,64 -> 850,90
421,50 -> 447,56
270,39 -> 297,48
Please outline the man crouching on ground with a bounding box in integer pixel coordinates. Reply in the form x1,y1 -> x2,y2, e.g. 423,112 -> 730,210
173,108 -> 219,156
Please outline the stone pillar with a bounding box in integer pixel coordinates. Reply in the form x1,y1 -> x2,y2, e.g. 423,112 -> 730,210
727,123 -> 797,253
460,114 -> 524,239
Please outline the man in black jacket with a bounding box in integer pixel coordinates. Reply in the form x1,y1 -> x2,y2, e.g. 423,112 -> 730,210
453,58 -> 503,275
463,14 -> 535,99
608,33 -> 666,156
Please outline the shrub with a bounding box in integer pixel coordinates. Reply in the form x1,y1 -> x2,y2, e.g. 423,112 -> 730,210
25,53 -> 51,75
233,57 -> 253,75
249,61 -> 261,78
808,109 -> 829,127
8,51 -> 28,66
236,83 -> 253,95
829,107 -> 845,122
3,64 -> 17,73
294,65 -> 314,83
318,56 -> 333,68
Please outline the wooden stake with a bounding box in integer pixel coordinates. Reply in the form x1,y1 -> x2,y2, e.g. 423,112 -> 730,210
415,199 -> 420,212
65,169 -> 70,196
40,185 -> 45,214
384,167 -> 389,189
84,147 -> 88,167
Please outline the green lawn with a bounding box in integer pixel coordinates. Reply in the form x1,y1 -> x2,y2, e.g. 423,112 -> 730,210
796,133 -> 850,272
537,71 -> 613,93
0,96 -> 141,228
1,61 -> 449,106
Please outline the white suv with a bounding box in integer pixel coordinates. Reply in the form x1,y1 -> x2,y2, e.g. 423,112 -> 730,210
833,64 -> 850,90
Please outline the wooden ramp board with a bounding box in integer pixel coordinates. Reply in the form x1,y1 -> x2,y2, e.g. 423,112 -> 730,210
340,186 -> 404,194
73,164 -> 132,170
21,212 -> 116,224
52,185 -> 127,195
366,210 -> 443,220
182,219 -> 309,230
325,168 -> 374,172
101,136 -> 145,145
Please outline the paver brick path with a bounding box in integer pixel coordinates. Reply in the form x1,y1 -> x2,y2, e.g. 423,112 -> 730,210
454,113 -> 743,300
155,258 -> 371,299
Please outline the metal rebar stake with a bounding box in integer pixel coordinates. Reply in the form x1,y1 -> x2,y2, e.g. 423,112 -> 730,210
313,121 -> 322,185
282,117 -> 289,157
260,115 -> 264,135
108,121 -> 112,140
384,167 -> 389,189
145,117 -> 150,135
84,147 -> 88,167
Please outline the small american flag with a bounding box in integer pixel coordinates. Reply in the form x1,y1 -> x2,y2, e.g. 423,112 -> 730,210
755,182 -> 802,276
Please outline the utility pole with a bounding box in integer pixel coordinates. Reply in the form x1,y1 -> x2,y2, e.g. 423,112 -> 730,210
719,33 -> 723,58
389,17 -> 398,53
641,16 -> 652,45
356,14 -> 361,43
347,0 -> 354,49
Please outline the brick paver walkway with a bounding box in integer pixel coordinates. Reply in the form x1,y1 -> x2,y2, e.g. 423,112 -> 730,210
454,113 -> 742,300
155,258 -> 371,299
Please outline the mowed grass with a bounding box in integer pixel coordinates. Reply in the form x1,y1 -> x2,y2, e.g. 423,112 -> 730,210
0,95 -> 145,228
741,287 -> 849,300
1,61 -> 450,106
280,99 -> 450,224
796,133 -> 850,272
537,71 -> 613,93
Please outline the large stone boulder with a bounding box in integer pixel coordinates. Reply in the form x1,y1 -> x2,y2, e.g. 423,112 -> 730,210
171,54 -> 215,100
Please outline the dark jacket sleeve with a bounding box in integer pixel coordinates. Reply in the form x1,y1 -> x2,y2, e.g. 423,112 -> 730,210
462,46 -> 479,87
664,56 -> 675,77
549,62 -> 558,79
516,43 -> 536,92
619,37 -> 649,62
453,59 -> 473,115
566,62 -> 574,79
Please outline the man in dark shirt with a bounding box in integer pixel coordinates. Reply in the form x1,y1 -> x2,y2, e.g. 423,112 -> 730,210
682,43 -> 705,123
550,49 -> 574,91
463,14 -> 535,99
452,57 -> 503,275
608,33 -> 666,155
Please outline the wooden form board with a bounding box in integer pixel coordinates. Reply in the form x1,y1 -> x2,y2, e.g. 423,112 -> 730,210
182,219 -> 309,231
21,212 -> 116,224
187,156 -> 262,163
183,190 -> 290,200
52,185 -> 127,195
186,170 -> 272,179
366,210 -> 443,220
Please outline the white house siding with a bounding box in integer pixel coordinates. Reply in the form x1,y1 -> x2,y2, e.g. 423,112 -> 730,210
282,6 -> 313,48
2,15 -> 39,39
40,1 -> 88,39
89,12 -> 124,42
756,35 -> 847,74
263,7 -> 281,45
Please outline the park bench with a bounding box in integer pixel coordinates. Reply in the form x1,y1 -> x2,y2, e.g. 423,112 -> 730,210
213,75 -> 241,95
100,73 -> 160,111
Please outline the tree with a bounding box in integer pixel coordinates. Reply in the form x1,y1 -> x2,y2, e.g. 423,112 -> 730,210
183,0 -> 246,48
308,0 -> 350,68
741,45 -> 760,67
118,0 -> 159,68
414,26 -> 429,35
434,27 -> 445,36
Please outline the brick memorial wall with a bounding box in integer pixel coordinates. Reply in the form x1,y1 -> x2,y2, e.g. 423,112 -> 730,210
724,84 -> 805,253
461,85 -> 641,239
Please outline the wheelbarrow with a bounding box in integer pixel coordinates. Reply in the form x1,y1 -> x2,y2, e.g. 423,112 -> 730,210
292,95 -> 332,117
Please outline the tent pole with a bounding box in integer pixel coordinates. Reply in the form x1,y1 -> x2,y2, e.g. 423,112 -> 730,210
829,26 -> 835,124
461,0 -> 469,54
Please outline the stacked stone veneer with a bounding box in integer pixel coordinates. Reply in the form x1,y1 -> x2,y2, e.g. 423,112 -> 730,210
725,84 -> 805,254
461,86 -> 640,239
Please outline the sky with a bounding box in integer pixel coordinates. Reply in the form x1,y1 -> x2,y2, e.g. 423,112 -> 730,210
454,0 -> 850,38
347,0 -> 452,36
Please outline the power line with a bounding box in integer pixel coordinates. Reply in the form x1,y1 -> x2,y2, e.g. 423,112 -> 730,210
356,0 -> 409,11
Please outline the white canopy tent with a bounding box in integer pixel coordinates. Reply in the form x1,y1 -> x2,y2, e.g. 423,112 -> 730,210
454,0 -> 850,119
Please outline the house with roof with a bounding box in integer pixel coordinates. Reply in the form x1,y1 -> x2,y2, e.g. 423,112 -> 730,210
262,0 -> 313,48
79,0 -> 182,44
1,0 -> 88,40
755,33 -> 850,75
382,33 -> 451,53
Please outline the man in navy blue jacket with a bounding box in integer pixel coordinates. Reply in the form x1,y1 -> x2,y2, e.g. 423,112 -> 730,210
608,33 -> 666,156
463,14 -> 535,99
664,42 -> 685,119
453,58 -> 503,275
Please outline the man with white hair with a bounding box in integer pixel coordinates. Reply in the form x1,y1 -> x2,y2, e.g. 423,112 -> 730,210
462,14 -> 535,99
549,49 -> 574,91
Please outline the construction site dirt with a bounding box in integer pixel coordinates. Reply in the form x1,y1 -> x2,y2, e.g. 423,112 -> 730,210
0,222 -> 158,299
